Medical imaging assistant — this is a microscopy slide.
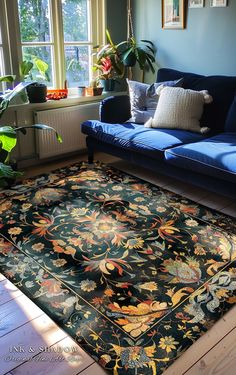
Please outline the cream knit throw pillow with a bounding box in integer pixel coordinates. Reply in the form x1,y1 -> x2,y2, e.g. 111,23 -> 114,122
145,86 -> 213,134
127,78 -> 184,123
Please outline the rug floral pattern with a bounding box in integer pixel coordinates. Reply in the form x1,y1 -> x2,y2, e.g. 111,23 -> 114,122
0,162 -> 236,374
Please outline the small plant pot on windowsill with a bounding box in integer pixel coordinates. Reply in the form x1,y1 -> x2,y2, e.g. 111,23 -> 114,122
27,83 -> 47,103
85,87 -> 103,96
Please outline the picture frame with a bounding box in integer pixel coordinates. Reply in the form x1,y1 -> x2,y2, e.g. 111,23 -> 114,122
210,0 -> 227,7
162,0 -> 185,29
189,0 -> 204,8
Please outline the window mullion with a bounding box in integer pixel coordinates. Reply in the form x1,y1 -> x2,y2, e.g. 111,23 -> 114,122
5,0 -> 23,81
64,42 -> 92,46
90,0 -> 105,82
0,0 -> 11,76
91,0 -> 105,47
51,0 -> 65,88
21,42 -> 54,46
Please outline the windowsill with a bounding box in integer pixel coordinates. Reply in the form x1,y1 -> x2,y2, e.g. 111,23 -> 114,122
8,91 -> 128,111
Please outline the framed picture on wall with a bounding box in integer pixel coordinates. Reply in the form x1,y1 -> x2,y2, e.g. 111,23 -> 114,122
162,0 -> 185,29
189,0 -> 204,8
210,0 -> 227,6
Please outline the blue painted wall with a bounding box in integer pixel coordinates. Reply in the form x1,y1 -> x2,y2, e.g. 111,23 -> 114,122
133,0 -> 236,80
106,0 -> 127,43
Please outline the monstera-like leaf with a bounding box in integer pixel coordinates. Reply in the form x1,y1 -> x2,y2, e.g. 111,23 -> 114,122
0,81 -> 62,186
0,81 -> 36,119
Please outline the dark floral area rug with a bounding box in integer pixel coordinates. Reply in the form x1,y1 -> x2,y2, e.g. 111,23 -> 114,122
0,162 -> 236,375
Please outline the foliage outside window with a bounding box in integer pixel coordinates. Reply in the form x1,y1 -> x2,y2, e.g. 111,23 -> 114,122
0,0 -> 104,89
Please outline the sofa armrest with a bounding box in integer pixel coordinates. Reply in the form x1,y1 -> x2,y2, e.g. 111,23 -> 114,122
99,95 -> 131,123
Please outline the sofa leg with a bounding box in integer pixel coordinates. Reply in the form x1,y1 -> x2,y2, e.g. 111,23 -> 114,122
88,151 -> 94,164
86,138 -> 94,164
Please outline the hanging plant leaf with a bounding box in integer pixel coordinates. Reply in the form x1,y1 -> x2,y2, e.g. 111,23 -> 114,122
121,47 -> 134,61
136,48 -> 147,70
140,39 -> 154,46
145,52 -> 156,62
122,51 -> 136,67
145,55 -> 156,74
145,45 -> 155,55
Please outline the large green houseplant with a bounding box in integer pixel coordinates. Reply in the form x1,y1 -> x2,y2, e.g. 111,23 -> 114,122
0,80 -> 62,187
93,29 -> 156,86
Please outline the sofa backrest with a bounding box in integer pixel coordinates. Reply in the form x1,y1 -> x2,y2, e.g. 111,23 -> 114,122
157,68 -> 236,133
225,94 -> 236,133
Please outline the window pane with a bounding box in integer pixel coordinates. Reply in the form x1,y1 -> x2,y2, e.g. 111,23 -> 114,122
65,45 -> 89,87
18,0 -> 51,42
22,46 -> 53,86
62,0 -> 89,42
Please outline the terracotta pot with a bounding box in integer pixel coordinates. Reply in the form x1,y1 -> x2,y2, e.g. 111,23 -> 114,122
85,87 -> 103,96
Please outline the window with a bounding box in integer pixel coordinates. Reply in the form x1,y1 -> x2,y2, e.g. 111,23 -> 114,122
62,0 -> 91,87
0,0 -> 105,89
0,0 -> 10,91
18,0 -> 54,86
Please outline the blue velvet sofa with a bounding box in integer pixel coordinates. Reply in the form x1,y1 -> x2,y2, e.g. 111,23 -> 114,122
81,68 -> 236,199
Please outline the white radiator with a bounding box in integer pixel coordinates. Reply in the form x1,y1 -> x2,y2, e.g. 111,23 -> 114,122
35,103 -> 99,159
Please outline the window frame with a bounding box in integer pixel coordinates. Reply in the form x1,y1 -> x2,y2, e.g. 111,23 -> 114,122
0,0 -> 105,88
0,0 -> 13,78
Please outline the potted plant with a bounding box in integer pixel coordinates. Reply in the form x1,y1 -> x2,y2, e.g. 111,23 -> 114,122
121,37 -> 156,73
93,30 -> 126,91
85,78 -> 103,96
24,57 -> 50,103
0,80 -> 62,187
1,59 -> 50,105
120,0 -> 156,76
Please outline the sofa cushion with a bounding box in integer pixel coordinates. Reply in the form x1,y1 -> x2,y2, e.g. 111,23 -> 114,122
157,68 -> 236,133
100,95 -> 131,124
165,133 -> 236,183
82,120 -> 205,159
127,78 -> 183,124
225,95 -> 236,132
145,86 -> 212,134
